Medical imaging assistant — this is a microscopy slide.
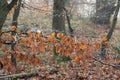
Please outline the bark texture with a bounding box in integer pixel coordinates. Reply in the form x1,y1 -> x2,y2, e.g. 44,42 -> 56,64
93,0 -> 116,24
0,0 -> 18,30
52,0 -> 66,33
100,0 -> 120,57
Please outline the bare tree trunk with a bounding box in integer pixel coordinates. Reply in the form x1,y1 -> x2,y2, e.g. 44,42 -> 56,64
93,0 -> 116,25
100,0 -> 120,57
0,0 -> 18,30
12,0 -> 22,26
11,0 -> 22,67
0,0 -> 9,30
52,0 -> 66,33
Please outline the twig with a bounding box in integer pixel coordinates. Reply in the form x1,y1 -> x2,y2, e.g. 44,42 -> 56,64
93,57 -> 120,69
0,72 -> 38,79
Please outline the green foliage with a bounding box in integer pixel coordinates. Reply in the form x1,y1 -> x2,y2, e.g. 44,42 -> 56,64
0,48 -> 4,55
55,55 -> 72,63
113,44 -> 120,58
53,46 -> 71,63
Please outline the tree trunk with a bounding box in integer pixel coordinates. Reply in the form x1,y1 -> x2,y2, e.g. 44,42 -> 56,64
12,0 -> 22,26
11,0 -> 22,67
52,0 -> 66,33
0,0 -> 18,30
64,8 -> 73,37
0,0 -> 9,30
100,0 -> 120,57
93,0 -> 116,24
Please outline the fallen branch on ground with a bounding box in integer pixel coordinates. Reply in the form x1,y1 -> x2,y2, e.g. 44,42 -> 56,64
0,72 -> 38,79
93,57 -> 120,70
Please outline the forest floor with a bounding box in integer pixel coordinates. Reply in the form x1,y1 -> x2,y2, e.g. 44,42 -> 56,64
0,16 -> 120,79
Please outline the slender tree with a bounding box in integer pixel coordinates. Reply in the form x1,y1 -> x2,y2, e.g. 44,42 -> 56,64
12,0 -> 22,27
11,0 -> 22,67
64,8 -> 73,37
100,0 -> 120,57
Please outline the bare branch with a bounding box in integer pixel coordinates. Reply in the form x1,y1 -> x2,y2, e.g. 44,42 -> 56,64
0,72 -> 38,79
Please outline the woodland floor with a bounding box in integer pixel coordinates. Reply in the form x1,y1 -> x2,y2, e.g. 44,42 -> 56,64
0,24 -> 120,80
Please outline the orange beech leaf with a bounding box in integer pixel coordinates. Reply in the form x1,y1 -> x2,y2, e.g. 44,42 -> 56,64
57,33 -> 64,38
24,37 -> 31,43
80,37 -> 87,44
2,46 -> 9,52
45,44 -> 53,51
55,43 -> 62,50
56,43 -> 62,53
27,30 -> 32,37
56,47 -> 62,53
51,37 -> 57,43
62,36 -> 72,45
38,42 -> 45,52
63,48 -> 72,55
14,46 -> 19,51
74,56 -> 80,63
79,44 -> 88,51
11,26 -> 17,31
30,59 -> 35,66
4,33 -> 9,37
86,52 -> 92,60
65,45 -> 73,54
16,53 -> 27,61
33,58 -> 40,66
32,77 -> 39,80
51,32 -> 56,37
1,57 -> 16,73
103,41 -> 108,46
95,41 -> 101,49
29,54 -> 40,66
73,43 -> 79,49
9,36 -> 15,41
41,37 -> 47,42
47,36 -> 57,43
36,32 -> 41,39
77,49 -> 83,54
101,35 -> 108,46
88,41 -> 94,45
47,36 -> 53,42
1,57 -> 7,65
81,53 -> 86,61
5,63 -> 14,73
102,35 -> 107,42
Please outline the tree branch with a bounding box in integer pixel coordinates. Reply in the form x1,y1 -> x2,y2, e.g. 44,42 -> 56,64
0,72 -> 38,79
93,57 -> 120,69
63,7 -> 74,37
